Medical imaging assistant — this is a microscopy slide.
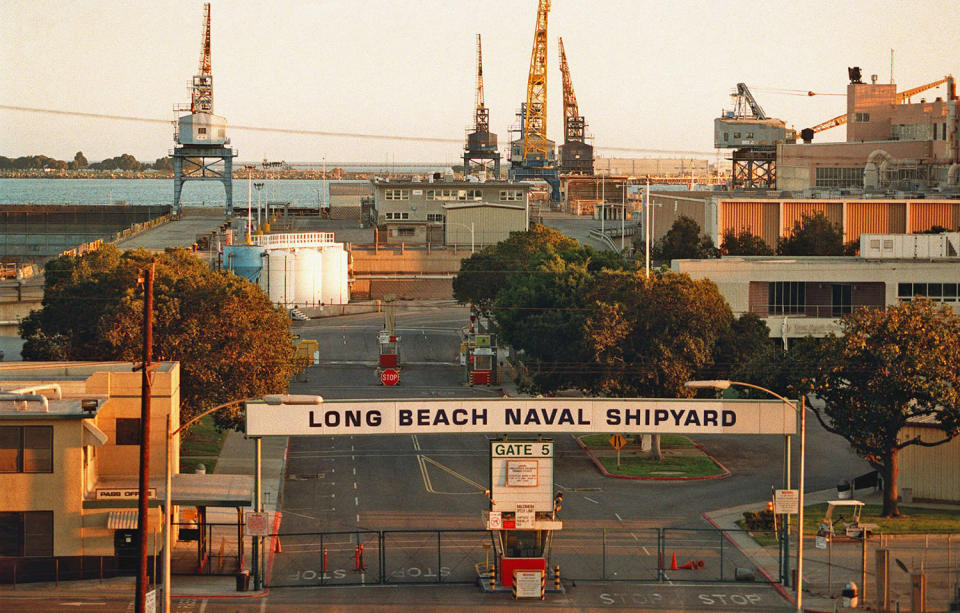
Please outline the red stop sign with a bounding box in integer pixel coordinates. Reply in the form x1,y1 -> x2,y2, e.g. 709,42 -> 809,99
381,369 -> 400,386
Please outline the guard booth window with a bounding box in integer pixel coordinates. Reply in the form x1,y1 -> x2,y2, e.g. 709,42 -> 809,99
501,530 -> 545,558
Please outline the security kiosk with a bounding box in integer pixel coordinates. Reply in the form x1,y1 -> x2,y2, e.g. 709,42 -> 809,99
484,438 -> 562,590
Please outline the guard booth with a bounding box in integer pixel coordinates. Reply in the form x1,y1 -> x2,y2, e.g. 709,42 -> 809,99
378,331 -> 399,368
484,438 -> 562,589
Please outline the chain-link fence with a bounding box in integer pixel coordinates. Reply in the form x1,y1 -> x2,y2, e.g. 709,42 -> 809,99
802,533 -> 960,612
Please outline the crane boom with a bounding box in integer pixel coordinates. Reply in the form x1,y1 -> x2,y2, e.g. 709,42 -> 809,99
474,34 -> 488,133
733,83 -> 766,119
897,76 -> 950,102
522,0 -> 550,162
191,2 -> 214,114
558,37 -> 578,123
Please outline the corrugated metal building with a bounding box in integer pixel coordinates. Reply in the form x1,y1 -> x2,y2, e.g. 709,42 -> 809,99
898,420 -> 960,503
647,193 -> 960,250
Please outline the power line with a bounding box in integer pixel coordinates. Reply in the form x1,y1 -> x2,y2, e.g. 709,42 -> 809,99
0,104 -> 716,156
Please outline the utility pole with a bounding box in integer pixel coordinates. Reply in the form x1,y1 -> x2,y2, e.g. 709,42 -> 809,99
135,262 -> 155,613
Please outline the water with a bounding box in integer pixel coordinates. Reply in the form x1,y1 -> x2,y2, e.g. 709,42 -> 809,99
0,178 -> 374,208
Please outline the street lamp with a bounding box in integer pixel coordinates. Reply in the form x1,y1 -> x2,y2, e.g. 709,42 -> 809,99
446,221 -> 475,252
684,379 -> 806,613
253,182 -> 264,227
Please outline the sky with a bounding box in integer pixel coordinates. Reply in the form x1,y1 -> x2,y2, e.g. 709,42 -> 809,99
2,0 -> 958,164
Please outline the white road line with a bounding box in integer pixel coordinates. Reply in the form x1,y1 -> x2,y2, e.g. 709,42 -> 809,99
355,496 -> 359,506
259,597 -> 268,613
583,496 -> 600,504
199,601 -> 208,613
356,514 -> 360,524
614,513 -> 623,522
353,467 -> 356,476
353,482 -> 357,489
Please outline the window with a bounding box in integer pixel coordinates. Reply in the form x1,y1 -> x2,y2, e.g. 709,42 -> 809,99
0,511 -> 53,557
198,127 -> 207,135
499,190 -> 522,202
723,132 -> 729,142
815,167 -> 863,189
832,284 -> 852,316
116,418 -> 141,446
396,227 -> 415,237
426,213 -> 444,223
0,426 -> 52,473
768,282 -> 805,314
899,282 -> 959,303
733,132 -> 741,138
384,189 -> 409,201
855,112 -> 870,123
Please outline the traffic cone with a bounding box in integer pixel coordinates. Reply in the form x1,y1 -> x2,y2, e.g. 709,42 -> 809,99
679,560 -> 694,570
274,537 -> 282,553
670,552 -> 678,571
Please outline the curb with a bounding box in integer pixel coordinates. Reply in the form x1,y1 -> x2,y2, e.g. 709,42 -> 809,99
173,589 -> 268,599
701,511 -> 833,613
576,436 -> 731,481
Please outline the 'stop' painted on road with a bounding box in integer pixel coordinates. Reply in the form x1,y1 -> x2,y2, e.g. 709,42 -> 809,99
245,398 -> 797,437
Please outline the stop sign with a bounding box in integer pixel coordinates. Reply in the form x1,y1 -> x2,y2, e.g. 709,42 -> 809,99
381,369 -> 400,386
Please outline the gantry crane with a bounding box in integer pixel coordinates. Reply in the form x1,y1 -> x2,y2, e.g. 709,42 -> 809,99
801,75 -> 955,143
715,83 -> 794,189
173,2 -> 236,215
191,2 -> 214,114
557,37 -> 593,174
509,0 -> 560,203
463,34 -> 500,177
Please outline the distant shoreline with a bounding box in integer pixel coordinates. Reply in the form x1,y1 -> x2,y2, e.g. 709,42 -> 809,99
0,169 -> 449,180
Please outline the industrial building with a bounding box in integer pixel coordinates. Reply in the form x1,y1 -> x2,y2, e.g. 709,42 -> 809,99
645,192 -> 960,250
778,68 -> 957,192
0,362 -> 253,582
370,179 -> 531,247
671,232 -> 960,342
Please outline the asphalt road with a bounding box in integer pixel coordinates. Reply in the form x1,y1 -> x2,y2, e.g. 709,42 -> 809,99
262,306 -> 872,608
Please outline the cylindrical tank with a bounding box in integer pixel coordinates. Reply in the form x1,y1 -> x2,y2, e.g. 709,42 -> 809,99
293,249 -> 322,306
223,245 -> 264,283
320,245 -> 349,305
262,249 -> 297,307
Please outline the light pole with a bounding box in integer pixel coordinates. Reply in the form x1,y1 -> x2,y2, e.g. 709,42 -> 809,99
253,182 -> 264,227
685,379 -> 806,613
162,399 -> 246,613
446,221 -> 475,252
644,181 -> 651,278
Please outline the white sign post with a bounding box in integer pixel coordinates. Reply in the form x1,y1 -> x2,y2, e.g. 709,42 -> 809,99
775,489 -> 799,515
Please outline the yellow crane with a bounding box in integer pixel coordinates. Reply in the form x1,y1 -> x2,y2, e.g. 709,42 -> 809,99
474,34 -> 488,133
522,0 -> 550,161
802,75 -> 954,142
191,2 -> 214,114
558,37 -> 581,142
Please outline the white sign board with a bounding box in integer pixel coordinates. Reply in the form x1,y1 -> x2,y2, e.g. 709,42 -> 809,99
514,570 -> 543,598
775,489 -> 799,515
515,503 -> 535,529
506,461 -> 539,487
245,512 -> 270,536
491,442 -> 554,514
815,535 -> 827,550
486,511 -> 502,530
145,589 -> 156,613
246,398 -> 796,437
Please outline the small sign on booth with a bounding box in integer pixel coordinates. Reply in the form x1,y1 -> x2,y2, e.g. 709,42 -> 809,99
506,460 -> 539,487
775,489 -> 799,515
515,502 -> 535,529
513,570 -> 544,599
245,512 -> 270,537
486,511 -> 502,530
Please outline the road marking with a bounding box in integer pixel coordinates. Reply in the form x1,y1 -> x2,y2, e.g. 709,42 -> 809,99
353,482 -> 357,489
584,496 -> 600,504
353,467 -> 356,476
615,513 -> 623,522
642,546 -> 650,555
356,514 -> 360,524
259,597 -> 268,613
199,601 -> 208,613
355,496 -> 359,506
421,456 -> 486,491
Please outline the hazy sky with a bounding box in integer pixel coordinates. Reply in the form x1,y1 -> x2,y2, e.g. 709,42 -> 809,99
2,0 -> 958,164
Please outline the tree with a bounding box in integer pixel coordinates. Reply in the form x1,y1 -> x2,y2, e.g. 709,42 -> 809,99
152,156 -> 174,172
805,300 -> 960,517
777,211 -> 849,256
19,245 -> 301,430
453,225 -> 628,314
651,216 -> 717,262
720,228 -> 774,256
72,151 -> 88,170
711,313 -> 774,379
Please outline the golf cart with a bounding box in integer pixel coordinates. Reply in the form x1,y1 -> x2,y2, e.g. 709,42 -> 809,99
817,500 -> 877,539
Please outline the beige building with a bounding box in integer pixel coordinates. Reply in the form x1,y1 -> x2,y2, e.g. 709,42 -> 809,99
0,362 -> 250,582
371,179 -> 531,247
898,418 -> 960,503
672,254 -> 960,342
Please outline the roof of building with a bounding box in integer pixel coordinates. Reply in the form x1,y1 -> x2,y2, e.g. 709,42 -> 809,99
372,179 -> 531,189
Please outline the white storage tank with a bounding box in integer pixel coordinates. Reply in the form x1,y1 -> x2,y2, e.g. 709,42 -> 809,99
320,244 -> 349,305
261,249 -> 297,307
293,249 -> 323,306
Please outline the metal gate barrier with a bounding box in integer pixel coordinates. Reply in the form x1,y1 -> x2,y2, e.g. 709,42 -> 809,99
265,527 -> 779,587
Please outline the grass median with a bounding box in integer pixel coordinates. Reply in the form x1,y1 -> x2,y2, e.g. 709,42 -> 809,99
599,455 -> 726,478
580,433 -> 694,449
179,415 -> 226,474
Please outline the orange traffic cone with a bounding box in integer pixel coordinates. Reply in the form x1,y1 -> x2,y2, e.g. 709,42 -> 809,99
679,560 -> 694,570
670,552 -> 678,571
274,537 -> 282,553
